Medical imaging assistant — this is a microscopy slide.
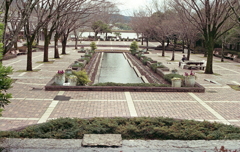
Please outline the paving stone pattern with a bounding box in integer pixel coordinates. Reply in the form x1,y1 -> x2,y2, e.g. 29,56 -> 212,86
1,41 -> 240,150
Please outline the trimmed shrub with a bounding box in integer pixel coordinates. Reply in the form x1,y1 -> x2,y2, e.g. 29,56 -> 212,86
72,70 -> 91,86
164,73 -> 184,84
130,41 -> 139,54
1,117 -> 240,140
90,42 -> 97,51
93,82 -> 169,87
142,57 -> 153,65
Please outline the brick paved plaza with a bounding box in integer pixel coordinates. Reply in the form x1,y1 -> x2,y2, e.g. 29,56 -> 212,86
1,41 -> 240,131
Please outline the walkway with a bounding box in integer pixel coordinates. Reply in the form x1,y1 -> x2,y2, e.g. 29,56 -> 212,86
1,41 -> 240,131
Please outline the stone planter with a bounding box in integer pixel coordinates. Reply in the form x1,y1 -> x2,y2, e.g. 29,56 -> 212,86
65,69 -> 72,75
171,78 -> 182,87
69,80 -> 77,86
54,74 -> 65,85
68,75 -> 78,86
185,76 -> 196,87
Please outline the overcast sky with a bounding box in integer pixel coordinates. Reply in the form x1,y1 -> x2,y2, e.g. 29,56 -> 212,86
116,0 -> 166,16
116,0 -> 151,16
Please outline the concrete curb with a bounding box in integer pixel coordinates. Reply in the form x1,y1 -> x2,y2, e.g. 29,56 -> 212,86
1,139 -> 240,152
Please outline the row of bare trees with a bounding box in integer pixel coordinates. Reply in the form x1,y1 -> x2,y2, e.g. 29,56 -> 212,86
1,0 -> 117,71
130,0 -> 240,74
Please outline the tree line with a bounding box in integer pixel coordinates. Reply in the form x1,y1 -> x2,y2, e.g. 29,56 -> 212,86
130,0 -> 240,74
0,0 -> 119,71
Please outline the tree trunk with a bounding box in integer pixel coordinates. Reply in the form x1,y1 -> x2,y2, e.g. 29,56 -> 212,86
187,44 -> 191,60
167,39 -> 170,47
75,36 -> 78,49
43,28 -> 50,62
221,41 -> 224,62
26,39 -> 34,71
54,33 -> 60,58
61,36 -> 67,54
94,32 -> 98,40
171,38 -> 177,61
182,40 -> 185,53
146,37 -> 149,51
162,39 -> 165,56
205,36 -> 214,74
203,40 -> 207,57
14,41 -> 18,49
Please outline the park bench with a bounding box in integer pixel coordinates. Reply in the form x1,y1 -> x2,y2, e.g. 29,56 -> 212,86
182,61 -> 206,70
224,53 -> 233,60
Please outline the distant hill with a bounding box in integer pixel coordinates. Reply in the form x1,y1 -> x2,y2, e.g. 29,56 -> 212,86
111,14 -> 132,23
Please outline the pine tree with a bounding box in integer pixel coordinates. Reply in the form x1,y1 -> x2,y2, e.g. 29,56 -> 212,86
0,22 -> 13,116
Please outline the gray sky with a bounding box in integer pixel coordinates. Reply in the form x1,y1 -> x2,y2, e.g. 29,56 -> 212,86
116,0 -> 166,16
116,0 -> 150,16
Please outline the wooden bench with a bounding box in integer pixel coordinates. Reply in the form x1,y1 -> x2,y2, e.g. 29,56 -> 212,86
184,61 -> 205,70
224,53 -> 233,60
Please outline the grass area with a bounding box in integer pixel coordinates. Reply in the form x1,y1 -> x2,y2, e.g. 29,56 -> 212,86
196,72 -> 222,76
36,61 -> 55,64
0,117 -> 239,140
213,73 -> 222,76
15,69 -> 41,72
158,56 -> 169,57
228,84 -> 240,91
49,58 -> 61,60
93,82 -> 169,87
167,60 -> 178,62
215,61 -> 229,63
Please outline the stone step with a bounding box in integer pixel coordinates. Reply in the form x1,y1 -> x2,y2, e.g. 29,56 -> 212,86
82,134 -> 122,147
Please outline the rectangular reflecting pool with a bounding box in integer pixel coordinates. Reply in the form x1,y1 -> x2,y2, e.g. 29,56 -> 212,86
98,53 -> 143,83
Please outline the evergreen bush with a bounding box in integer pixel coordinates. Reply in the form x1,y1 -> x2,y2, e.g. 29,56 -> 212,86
72,70 -> 91,86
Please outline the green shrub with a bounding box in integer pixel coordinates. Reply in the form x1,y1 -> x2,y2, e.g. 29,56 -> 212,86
72,63 -> 84,68
150,63 -> 158,72
23,41 -> 38,48
84,54 -> 92,58
0,66 -> 13,116
83,57 -> 90,64
72,70 -> 91,86
90,42 -> 97,51
1,117 -> 240,140
93,82 -> 169,87
130,41 -> 139,54
164,73 -> 184,84
142,57 -> 153,65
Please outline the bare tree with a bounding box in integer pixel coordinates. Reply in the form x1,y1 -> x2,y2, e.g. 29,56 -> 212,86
42,0 -> 90,62
1,0 -> 39,56
228,0 -> 240,25
23,0 -> 78,70
173,0 -> 238,74
57,0 -> 109,55
131,10 -> 153,50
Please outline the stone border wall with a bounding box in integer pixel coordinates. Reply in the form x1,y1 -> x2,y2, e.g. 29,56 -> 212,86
45,77 -> 205,92
45,52 -> 205,92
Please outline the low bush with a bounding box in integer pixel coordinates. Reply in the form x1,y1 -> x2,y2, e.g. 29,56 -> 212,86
130,41 -> 139,54
93,82 -> 169,87
1,117 -> 240,140
23,41 -> 38,48
84,54 -> 92,58
150,63 -> 166,73
71,63 -> 84,68
164,73 -> 184,84
83,57 -> 90,64
72,70 -> 91,86
90,42 -> 97,51
142,57 -> 153,65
